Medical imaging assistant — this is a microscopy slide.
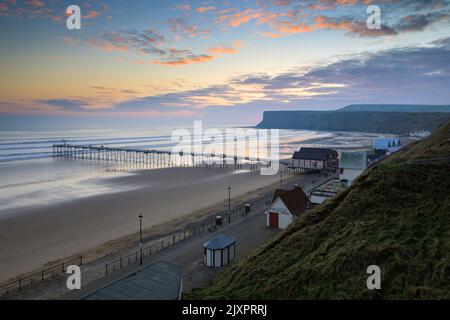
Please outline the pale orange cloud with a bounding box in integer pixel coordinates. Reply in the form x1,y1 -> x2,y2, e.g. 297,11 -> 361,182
82,10 -> 101,19
260,32 -> 283,38
218,9 -> 263,27
196,6 -> 215,13
314,15 -> 352,30
25,0 -> 44,8
208,46 -> 237,54
153,55 -> 215,66
271,21 -> 313,33
208,41 -> 242,55
132,59 -> 146,65
88,38 -> 129,52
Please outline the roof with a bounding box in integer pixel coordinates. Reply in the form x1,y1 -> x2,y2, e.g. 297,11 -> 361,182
374,138 -> 400,149
292,147 -> 338,161
340,152 -> 367,170
310,179 -> 346,196
367,152 -> 387,165
272,186 -> 311,217
203,234 -> 236,250
83,261 -> 183,300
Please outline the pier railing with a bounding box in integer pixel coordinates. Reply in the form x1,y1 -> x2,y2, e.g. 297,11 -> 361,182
0,256 -> 83,297
104,194 -> 273,275
52,143 -> 271,171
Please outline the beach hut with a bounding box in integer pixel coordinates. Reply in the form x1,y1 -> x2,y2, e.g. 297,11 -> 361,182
265,185 -> 311,229
203,234 -> 236,268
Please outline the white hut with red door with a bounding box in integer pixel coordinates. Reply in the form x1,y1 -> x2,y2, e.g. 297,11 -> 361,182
265,185 -> 311,229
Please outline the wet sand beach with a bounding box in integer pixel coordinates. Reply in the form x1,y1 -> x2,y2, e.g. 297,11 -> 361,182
0,166 -> 291,283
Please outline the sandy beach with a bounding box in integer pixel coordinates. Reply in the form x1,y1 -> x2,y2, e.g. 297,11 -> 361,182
0,166 -> 291,283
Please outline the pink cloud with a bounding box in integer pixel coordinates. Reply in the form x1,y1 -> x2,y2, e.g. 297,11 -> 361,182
260,32 -> 283,38
153,54 -> 215,66
208,41 -> 242,55
88,38 -> 129,52
82,10 -> 101,19
196,6 -> 216,13
219,9 -> 262,27
132,59 -> 146,65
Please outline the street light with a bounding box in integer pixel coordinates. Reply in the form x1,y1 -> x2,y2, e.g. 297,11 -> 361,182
280,171 -> 283,189
228,186 -> 231,223
138,214 -> 143,265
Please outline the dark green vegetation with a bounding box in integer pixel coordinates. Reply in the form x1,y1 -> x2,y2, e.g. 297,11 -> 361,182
191,121 -> 450,299
257,105 -> 450,134
340,104 -> 450,113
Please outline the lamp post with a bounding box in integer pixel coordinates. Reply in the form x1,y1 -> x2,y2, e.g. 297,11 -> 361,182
228,186 -> 231,223
280,171 -> 283,189
138,214 -> 143,265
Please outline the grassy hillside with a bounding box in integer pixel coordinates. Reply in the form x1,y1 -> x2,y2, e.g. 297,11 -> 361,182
257,110 -> 450,134
190,121 -> 450,300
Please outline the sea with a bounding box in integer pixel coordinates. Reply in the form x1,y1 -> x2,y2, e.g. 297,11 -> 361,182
0,124 -> 384,216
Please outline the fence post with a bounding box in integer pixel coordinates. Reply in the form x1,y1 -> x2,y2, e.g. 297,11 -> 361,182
62,262 -> 65,273
80,256 -> 83,266
41,271 -> 44,280
120,257 -> 123,268
105,264 -> 108,275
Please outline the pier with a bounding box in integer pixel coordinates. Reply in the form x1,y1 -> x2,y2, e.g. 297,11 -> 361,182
52,143 -> 263,170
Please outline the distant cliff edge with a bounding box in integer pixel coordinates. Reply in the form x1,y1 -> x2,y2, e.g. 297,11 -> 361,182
256,105 -> 450,134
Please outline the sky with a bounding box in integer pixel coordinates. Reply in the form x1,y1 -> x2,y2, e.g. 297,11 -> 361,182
0,0 -> 450,126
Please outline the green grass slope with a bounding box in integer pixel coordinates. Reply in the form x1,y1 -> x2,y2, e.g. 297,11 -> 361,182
190,122 -> 450,300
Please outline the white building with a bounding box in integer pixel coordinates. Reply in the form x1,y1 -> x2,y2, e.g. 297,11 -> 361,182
265,186 -> 311,229
373,138 -> 401,153
339,151 -> 368,186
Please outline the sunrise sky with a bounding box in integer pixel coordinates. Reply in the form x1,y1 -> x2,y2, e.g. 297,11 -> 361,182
0,0 -> 450,125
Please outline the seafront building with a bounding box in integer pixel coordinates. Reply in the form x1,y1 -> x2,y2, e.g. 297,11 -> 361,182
339,151 -> 368,186
265,186 -> 311,229
373,138 -> 402,153
289,147 -> 339,174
